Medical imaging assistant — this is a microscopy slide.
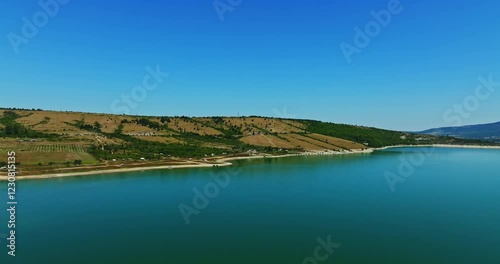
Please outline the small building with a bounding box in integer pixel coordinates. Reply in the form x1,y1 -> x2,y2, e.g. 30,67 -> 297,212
247,149 -> 258,155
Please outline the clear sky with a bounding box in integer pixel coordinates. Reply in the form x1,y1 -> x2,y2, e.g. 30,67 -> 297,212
1,0 -> 499,131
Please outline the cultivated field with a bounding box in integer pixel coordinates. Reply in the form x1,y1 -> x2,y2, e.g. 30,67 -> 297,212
240,134 -> 296,149
0,141 -> 97,165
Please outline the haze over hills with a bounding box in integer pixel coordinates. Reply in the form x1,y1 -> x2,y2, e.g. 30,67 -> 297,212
418,121 -> 500,142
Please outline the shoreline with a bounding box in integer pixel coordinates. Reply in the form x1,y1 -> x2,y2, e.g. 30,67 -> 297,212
374,144 -> 500,150
0,149 -> 372,181
1,144 -> 498,181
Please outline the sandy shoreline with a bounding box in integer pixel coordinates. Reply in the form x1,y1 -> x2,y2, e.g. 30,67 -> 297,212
1,162 -> 233,181
0,149 -> 372,181
1,144 -> 498,181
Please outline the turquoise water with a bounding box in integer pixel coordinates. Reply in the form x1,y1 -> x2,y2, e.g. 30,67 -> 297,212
1,147 -> 500,263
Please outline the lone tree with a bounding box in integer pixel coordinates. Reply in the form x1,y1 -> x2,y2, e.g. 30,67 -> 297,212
93,122 -> 101,131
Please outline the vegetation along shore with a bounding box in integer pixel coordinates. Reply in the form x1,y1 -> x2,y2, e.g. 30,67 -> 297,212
1,108 -> 497,180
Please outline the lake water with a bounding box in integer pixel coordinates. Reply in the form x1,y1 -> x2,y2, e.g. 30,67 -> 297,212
2,147 -> 500,263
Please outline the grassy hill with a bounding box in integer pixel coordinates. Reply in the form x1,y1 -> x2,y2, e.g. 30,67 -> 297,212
0,108 -> 492,175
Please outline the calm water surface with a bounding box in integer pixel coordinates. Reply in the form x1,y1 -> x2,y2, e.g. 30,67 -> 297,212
1,147 -> 500,263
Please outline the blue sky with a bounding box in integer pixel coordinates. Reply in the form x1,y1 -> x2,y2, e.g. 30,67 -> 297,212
1,0 -> 499,131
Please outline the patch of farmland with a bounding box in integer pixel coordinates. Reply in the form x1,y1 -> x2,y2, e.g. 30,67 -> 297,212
11,144 -> 87,153
240,135 -> 296,149
17,152 -> 98,165
286,133 -> 342,150
280,134 -> 327,151
167,118 -> 223,135
307,133 -> 367,149
135,136 -> 183,144
224,117 -> 304,134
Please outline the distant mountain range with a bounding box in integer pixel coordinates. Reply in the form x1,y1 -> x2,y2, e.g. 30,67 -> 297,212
417,121 -> 500,142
